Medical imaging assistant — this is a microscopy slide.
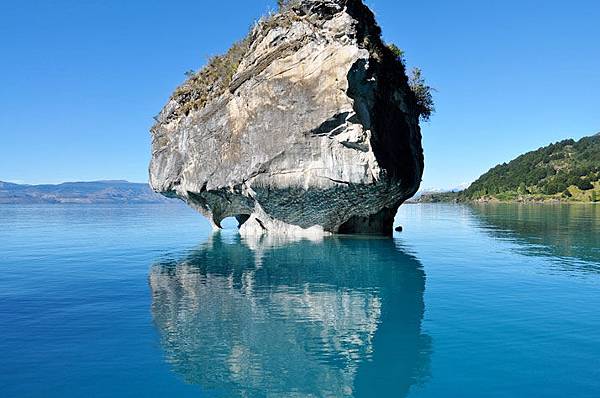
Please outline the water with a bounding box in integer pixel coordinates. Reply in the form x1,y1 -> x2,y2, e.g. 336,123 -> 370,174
0,203 -> 599,397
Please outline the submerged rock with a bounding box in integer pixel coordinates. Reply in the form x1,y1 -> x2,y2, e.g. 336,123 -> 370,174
149,0 -> 424,235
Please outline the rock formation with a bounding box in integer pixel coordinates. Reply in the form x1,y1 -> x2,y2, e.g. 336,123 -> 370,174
149,0 -> 424,235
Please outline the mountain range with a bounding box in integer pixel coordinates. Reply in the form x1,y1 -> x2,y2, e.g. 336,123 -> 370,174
0,180 -> 175,204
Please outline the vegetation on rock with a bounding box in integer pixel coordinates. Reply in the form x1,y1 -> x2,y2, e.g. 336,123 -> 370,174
163,2 -> 434,125
150,0 -> 425,235
387,43 -> 435,121
277,0 -> 298,9
387,44 -> 405,63
166,37 -> 251,122
408,67 -> 435,121
163,4 -> 303,123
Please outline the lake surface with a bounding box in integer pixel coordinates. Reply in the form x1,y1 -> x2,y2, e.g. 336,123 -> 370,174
1,203 -> 599,397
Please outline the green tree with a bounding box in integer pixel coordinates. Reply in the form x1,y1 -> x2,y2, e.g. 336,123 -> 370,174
409,67 -> 435,122
517,182 -> 528,195
387,43 -> 405,64
386,42 -> 435,122
577,179 -> 594,190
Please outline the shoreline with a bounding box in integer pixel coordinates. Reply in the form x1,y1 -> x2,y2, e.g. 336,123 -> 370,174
408,196 -> 599,205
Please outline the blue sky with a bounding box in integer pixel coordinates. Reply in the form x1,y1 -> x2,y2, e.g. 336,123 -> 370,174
1,0 -> 599,189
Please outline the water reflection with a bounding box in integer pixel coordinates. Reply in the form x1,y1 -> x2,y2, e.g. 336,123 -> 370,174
150,233 -> 431,397
470,203 -> 600,266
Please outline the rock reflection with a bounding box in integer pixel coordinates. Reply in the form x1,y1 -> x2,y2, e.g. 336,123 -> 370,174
150,233 -> 431,397
470,203 -> 600,266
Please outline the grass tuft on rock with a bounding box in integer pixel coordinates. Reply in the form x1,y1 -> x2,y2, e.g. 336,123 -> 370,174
166,37 -> 251,122
165,4 -> 433,125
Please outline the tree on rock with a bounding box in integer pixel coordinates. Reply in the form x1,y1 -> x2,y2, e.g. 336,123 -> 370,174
409,68 -> 435,121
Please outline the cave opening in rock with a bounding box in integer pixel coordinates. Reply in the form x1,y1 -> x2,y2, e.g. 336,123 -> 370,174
219,217 -> 240,230
220,214 -> 251,230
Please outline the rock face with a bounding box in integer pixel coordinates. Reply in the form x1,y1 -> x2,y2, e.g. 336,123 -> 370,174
149,0 -> 424,235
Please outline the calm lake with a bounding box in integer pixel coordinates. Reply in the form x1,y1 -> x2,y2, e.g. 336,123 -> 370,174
1,203 -> 599,397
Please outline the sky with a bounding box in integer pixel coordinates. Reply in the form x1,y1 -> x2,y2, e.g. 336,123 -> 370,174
1,0 -> 599,189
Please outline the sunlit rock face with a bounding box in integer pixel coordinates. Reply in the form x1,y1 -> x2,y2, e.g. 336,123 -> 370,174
149,0 -> 423,235
149,234 -> 431,397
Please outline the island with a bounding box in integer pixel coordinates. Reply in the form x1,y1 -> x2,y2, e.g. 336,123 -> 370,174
149,0 -> 434,235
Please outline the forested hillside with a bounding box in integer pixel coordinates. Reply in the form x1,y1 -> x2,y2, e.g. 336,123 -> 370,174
460,134 -> 600,202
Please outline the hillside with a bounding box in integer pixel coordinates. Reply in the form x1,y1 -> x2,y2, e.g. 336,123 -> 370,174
411,191 -> 460,203
460,134 -> 600,202
0,181 -> 176,204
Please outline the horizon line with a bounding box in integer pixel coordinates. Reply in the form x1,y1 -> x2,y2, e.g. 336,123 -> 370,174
1,179 -> 150,186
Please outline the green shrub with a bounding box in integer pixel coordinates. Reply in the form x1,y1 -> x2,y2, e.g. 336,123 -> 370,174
576,179 -> 594,190
165,3 -> 308,122
386,43 -> 434,122
517,182 -> 528,195
167,36 -> 251,121
387,43 -> 405,65
496,192 -> 518,201
408,67 -> 435,121
168,16 -> 435,125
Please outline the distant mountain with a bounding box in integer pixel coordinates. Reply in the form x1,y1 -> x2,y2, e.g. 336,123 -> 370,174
409,191 -> 460,203
0,180 -> 177,204
407,184 -> 469,203
460,134 -> 600,202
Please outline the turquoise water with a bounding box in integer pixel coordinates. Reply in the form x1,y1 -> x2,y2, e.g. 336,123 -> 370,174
1,203 -> 599,397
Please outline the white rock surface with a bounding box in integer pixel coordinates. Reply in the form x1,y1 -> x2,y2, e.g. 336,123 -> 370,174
149,0 -> 423,235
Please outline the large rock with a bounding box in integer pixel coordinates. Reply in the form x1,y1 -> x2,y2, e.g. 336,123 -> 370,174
149,0 -> 424,235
